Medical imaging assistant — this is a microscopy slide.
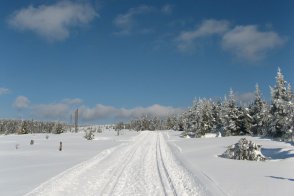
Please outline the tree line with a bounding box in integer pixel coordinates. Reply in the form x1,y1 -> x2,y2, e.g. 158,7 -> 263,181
0,119 -> 67,135
121,68 -> 293,141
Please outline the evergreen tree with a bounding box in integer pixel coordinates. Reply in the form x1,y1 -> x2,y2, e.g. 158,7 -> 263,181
166,116 -> 177,130
115,122 -> 124,135
269,68 -> 293,139
221,89 -> 241,136
54,123 -> 64,134
211,100 -> 223,134
198,99 -> 214,136
237,107 -> 252,135
18,120 -> 29,134
249,84 -> 270,136
149,116 -> 160,131
181,100 -> 200,137
176,115 -> 184,131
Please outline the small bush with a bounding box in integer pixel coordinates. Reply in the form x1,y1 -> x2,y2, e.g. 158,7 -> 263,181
54,123 -> 64,134
84,130 -> 95,140
221,138 -> 267,161
30,140 -> 34,145
97,127 -> 102,133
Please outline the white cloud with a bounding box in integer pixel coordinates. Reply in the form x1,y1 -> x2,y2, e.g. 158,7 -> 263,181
161,4 -> 174,15
79,104 -> 183,121
62,98 -> 83,105
222,25 -> 285,61
13,96 -> 30,109
27,97 -> 182,122
177,19 -> 230,51
8,1 -> 97,41
33,103 -> 70,119
113,5 -> 154,35
29,98 -> 81,120
0,87 -> 10,95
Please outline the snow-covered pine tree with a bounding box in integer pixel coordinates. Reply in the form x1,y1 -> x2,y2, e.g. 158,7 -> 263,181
221,138 -> 267,161
211,100 -> 223,134
221,89 -> 241,136
18,120 -> 29,134
149,116 -> 160,131
181,108 -> 194,137
236,106 -> 253,135
285,83 -> 294,140
269,68 -> 293,139
54,123 -> 64,134
176,114 -> 184,131
84,129 -> 95,140
130,119 -> 142,131
115,121 -> 124,135
166,115 -> 177,130
249,84 -> 270,136
198,99 -> 214,137
181,99 -> 201,137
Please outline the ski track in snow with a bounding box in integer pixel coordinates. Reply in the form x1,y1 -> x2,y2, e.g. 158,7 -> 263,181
25,131 -> 215,196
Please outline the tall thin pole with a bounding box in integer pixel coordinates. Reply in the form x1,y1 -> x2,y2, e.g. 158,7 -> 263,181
74,108 -> 78,132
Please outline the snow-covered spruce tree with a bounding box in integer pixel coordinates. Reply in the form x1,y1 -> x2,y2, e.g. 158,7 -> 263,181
180,110 -> 192,137
149,116 -> 160,131
54,123 -> 64,134
188,99 -> 201,137
165,115 -> 177,130
18,120 -> 29,134
130,119 -> 142,131
181,98 -> 221,137
221,138 -> 267,161
236,107 -> 253,135
140,115 -> 151,131
180,100 -> 200,137
115,122 -> 124,135
269,68 -> 294,140
165,116 -> 173,130
197,99 -> 214,137
211,100 -> 223,134
285,83 -> 294,140
176,115 -> 184,131
220,89 -> 242,136
84,129 -> 95,140
249,84 -> 271,136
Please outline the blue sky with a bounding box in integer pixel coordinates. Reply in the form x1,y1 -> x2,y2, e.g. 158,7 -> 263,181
0,0 -> 293,123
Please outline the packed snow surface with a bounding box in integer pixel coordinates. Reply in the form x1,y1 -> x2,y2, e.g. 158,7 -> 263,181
1,130 -> 294,196
25,131 -> 206,196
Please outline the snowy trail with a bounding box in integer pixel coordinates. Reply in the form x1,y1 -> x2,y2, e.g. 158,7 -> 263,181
25,131 -> 213,196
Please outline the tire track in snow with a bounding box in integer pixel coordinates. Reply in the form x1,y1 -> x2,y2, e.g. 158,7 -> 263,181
156,132 -> 177,196
24,144 -> 125,196
99,132 -> 151,195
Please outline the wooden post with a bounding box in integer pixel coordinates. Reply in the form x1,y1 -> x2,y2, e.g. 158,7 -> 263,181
59,141 -> 63,151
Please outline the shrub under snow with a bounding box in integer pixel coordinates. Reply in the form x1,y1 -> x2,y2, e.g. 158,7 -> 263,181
221,138 -> 267,161
84,130 -> 95,140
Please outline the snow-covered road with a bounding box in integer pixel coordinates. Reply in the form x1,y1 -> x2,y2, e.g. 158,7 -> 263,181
25,131 -> 210,196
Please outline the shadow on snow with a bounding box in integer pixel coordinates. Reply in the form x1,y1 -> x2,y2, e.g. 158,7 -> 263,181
266,176 -> 294,182
261,148 -> 294,160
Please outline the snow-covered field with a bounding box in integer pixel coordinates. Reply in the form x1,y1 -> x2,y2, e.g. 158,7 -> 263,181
0,130 -> 293,196
0,129 -> 140,196
167,132 -> 294,196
